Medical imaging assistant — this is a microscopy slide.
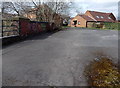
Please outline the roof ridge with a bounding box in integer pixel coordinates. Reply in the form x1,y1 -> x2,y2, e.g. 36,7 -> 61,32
78,14 -> 95,21
86,15 -> 97,21
88,10 -> 111,14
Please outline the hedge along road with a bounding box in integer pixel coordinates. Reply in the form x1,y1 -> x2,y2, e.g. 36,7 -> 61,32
2,28 -> 118,86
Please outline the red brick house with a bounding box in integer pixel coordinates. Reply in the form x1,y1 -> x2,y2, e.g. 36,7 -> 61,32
69,10 -> 116,27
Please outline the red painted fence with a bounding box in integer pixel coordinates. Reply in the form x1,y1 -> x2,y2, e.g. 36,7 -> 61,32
2,17 -> 55,38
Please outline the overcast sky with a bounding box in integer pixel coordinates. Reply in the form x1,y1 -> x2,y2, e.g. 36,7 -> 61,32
0,0 -> 119,19
70,0 -> 119,19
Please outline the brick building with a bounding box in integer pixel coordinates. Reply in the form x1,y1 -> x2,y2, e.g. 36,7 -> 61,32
69,10 -> 116,27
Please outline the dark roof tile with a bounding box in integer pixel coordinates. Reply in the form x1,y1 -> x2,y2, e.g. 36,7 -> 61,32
79,15 -> 95,21
87,11 -> 115,22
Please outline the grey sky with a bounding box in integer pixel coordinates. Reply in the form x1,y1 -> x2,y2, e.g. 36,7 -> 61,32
0,0 -> 119,19
70,0 -> 119,19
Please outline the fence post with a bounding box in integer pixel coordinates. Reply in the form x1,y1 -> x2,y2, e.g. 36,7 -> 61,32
1,20 -> 3,37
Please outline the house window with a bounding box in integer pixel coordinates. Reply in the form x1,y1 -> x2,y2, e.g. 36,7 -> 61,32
108,17 -> 111,19
101,16 -> 104,18
96,16 -> 99,18
78,21 -> 80,25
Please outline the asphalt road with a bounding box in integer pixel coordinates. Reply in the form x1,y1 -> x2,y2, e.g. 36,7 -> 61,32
2,28 -> 118,86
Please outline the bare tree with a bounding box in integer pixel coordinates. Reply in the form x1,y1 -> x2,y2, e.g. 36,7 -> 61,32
44,1 -> 72,27
2,2 -> 13,14
2,1 -> 72,27
2,2 -> 33,16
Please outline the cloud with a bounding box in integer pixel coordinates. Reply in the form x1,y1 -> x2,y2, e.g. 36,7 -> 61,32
69,0 -> 119,3
71,0 -> 119,19
85,0 -> 119,3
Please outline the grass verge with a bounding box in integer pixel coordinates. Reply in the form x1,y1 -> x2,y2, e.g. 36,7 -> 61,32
84,56 -> 120,87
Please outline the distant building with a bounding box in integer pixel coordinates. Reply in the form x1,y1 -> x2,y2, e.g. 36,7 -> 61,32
23,4 -> 66,27
115,20 -> 120,23
23,4 -> 53,21
61,15 -> 70,26
69,10 -> 116,28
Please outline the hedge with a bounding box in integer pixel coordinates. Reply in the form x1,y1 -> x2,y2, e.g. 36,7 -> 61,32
103,22 -> 120,30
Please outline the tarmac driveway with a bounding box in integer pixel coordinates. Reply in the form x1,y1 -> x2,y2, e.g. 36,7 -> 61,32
2,28 -> 118,86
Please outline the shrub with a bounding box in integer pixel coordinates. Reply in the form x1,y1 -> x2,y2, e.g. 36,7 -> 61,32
103,22 -> 120,30
84,56 -> 120,87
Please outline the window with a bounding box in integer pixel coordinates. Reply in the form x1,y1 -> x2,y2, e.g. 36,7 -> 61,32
78,21 -> 80,25
96,16 -> 99,18
108,17 -> 111,19
101,16 -> 104,18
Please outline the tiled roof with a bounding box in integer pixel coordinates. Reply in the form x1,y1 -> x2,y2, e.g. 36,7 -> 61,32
79,14 -> 95,21
87,11 -> 115,22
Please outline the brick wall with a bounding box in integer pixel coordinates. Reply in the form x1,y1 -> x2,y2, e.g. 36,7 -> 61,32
70,15 -> 87,27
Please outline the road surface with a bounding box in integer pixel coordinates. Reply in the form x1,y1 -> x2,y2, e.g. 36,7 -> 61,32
2,28 -> 118,86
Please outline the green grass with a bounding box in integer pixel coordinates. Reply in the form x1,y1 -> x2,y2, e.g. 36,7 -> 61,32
62,26 -> 71,29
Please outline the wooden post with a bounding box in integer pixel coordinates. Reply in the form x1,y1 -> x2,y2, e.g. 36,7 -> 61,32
1,20 -> 3,37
